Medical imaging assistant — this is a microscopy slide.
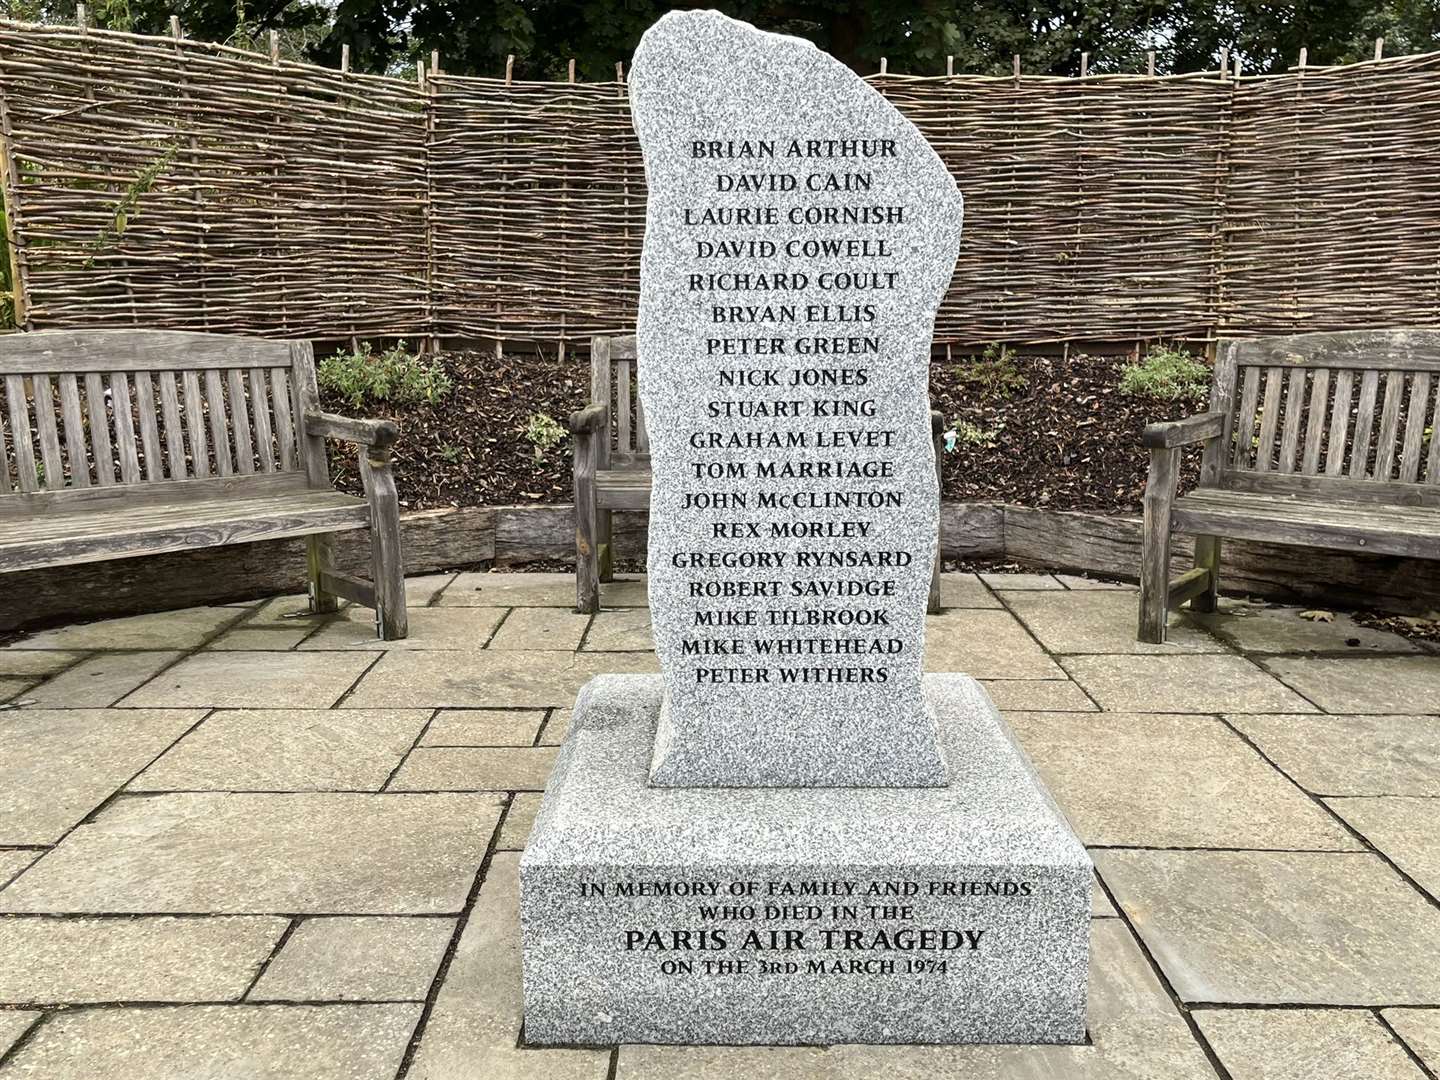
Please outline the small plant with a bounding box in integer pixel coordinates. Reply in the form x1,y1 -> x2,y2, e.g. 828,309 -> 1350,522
439,443 -> 462,464
1119,344 -> 1210,402
317,342 -> 452,410
954,356 -> 1028,397
943,419 -> 1001,451
524,412 -> 567,461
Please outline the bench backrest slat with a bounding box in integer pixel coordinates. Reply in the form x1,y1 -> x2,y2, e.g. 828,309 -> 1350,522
0,330 -> 320,505
1214,330 -> 1440,507
591,334 -> 648,468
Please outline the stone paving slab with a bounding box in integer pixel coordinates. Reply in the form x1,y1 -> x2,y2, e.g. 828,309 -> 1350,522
1325,797 -> 1440,898
1005,590 -> 1230,655
120,651 -> 379,710
1,708 -> 203,845
299,607 -> 508,651
131,710 -> 431,792
979,571 -> 1064,590
0,676 -> 36,703
405,573 -> 459,607
421,709 -> 546,747
1194,1008 -> 1428,1080
250,916 -> 455,1002
1230,714 -> 1440,796
923,609 -> 1065,679
1263,656 -> 1440,714
0,793 -> 502,915
938,572 -> 1003,608
1094,850 -> 1440,1004
408,853 -> 609,1080
1383,1009 -> 1440,1074
582,609 -> 656,651
438,572 -> 577,607
243,594 -> 343,628
7,606 -> 241,651
1061,655 -> 1316,713
616,920 -> 1219,1079
0,651 -> 86,677
0,915 -> 286,1004
488,608 -> 590,651
204,626 -> 315,651
0,1003 -> 422,1079
1091,874 -> 1117,917
0,1012 -> 38,1059
1054,574 -> 1135,591
498,793 -> 542,851
0,850 -> 39,888
388,747 -> 560,792
540,709 -> 573,745
342,650 -> 659,709
26,651 -> 185,708
984,679 -> 1097,711
600,575 -> 651,608
1009,712 -> 1358,850
1194,600 -> 1420,655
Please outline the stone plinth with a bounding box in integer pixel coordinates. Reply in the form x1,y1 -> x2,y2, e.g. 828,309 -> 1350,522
520,674 -> 1091,1045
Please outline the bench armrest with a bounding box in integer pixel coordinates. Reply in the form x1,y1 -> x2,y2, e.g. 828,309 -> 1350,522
569,403 -> 609,436
1142,411 -> 1225,449
304,410 -> 399,451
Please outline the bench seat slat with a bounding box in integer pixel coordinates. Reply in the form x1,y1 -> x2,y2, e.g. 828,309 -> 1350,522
32,374 -> 64,488
110,373 -> 143,484
4,376 -> 38,493
0,489 -> 369,573
57,374 -> 90,489
85,372 -> 116,486
1173,489 -> 1440,560
182,370 -> 210,479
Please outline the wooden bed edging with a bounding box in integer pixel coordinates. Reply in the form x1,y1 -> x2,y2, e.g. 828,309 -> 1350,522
2,501 -> 1435,632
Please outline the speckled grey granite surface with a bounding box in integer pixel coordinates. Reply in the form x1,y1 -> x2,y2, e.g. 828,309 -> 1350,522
520,674 -> 1091,1045
630,10 -> 964,787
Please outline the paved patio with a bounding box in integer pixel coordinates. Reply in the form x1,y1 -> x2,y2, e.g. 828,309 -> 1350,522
1,570 -> 1439,1078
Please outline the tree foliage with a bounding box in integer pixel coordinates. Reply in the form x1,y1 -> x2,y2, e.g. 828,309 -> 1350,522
5,0 -> 1438,77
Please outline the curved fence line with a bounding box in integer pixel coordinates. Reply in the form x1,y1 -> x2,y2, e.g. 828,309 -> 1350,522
2,21 -> 1438,346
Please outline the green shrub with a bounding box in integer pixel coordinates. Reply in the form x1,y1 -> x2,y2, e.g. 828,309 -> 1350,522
524,412 -> 568,460
318,342 -> 452,410
1119,344 -> 1210,402
954,356 -> 1028,397
943,419 -> 1001,451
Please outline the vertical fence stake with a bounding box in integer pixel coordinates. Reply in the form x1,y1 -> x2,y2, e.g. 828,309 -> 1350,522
879,57 -> 887,76
1375,37 -> 1384,61
0,84 -> 31,330
1147,50 -> 1156,76
946,55 -> 954,77
506,54 -> 515,85
423,54 -> 439,353
1080,51 -> 1088,78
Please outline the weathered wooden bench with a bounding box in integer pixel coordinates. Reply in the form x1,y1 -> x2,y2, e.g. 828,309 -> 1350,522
0,329 -> 408,639
570,334 -> 945,614
1139,329 -> 1440,642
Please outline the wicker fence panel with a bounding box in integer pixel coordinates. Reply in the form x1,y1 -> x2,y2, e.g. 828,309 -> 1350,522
428,76 -> 644,341
1221,52 -> 1440,334
2,21 -> 1439,346
0,24 -> 427,338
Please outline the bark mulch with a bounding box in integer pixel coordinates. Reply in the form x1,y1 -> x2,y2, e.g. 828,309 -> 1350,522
326,348 -> 1206,516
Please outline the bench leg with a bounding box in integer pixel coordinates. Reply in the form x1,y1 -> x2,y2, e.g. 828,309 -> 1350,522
306,534 -> 340,615
597,509 -> 615,584
574,435 -> 601,615
1138,447 -> 1178,644
1191,535 -> 1221,613
364,453 -> 408,641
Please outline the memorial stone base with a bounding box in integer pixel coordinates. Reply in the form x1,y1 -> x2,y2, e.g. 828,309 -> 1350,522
519,674 -> 1092,1046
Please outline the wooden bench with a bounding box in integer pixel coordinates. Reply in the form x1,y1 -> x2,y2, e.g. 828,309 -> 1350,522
570,334 -> 945,615
0,329 -> 408,639
1138,329 -> 1440,643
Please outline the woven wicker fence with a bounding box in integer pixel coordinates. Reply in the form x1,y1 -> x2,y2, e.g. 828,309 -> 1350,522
2,21 -> 1439,347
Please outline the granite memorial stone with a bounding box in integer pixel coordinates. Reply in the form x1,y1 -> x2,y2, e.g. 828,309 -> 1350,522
520,9 -> 1091,1046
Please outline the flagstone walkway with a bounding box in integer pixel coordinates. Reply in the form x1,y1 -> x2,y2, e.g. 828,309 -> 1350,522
2,570 -> 1439,1079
